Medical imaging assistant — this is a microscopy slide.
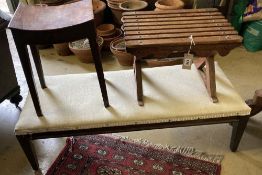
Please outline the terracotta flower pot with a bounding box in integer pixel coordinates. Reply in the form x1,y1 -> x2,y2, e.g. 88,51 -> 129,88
110,38 -> 134,66
69,36 -> 104,64
102,28 -> 123,49
53,43 -> 72,56
119,0 -> 148,11
96,24 -> 116,37
107,2 -> 124,25
107,1 -> 122,7
155,0 -> 184,10
93,0 -> 106,26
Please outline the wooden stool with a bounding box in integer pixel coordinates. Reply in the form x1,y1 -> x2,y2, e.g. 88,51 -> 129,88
122,8 -> 242,106
8,1 -> 109,116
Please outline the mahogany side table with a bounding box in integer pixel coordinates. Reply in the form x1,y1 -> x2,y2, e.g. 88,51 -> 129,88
8,1 -> 110,116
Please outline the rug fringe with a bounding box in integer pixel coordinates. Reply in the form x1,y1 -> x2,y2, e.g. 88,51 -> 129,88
110,134 -> 223,164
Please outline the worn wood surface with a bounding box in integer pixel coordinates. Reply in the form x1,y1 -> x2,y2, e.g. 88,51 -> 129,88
122,8 -> 242,49
8,1 -> 93,31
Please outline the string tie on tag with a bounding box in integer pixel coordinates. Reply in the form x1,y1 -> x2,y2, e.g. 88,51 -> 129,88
188,35 -> 195,54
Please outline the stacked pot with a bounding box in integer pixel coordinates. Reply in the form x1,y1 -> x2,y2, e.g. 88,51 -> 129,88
106,0 -> 126,25
107,0 -> 148,25
96,24 -> 123,49
110,38 -> 134,66
93,0 -> 106,26
69,36 -> 104,63
155,0 -> 184,10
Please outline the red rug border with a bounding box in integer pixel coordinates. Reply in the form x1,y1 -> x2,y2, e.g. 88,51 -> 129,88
46,134 -> 222,175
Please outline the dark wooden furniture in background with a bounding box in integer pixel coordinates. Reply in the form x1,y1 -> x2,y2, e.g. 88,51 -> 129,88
0,10 -> 22,107
8,1 -> 110,116
122,8 -> 242,106
16,89 -> 262,170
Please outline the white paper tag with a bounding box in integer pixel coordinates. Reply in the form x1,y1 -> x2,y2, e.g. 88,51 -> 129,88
182,53 -> 194,70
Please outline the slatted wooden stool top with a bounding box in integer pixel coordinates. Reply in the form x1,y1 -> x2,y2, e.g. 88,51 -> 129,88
122,8 -> 242,52
122,8 -> 243,106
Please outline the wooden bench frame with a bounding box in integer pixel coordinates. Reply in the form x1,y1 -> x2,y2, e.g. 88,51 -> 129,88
16,90 -> 262,171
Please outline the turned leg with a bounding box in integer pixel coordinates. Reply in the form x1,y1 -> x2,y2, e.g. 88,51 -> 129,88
13,36 -> 43,116
16,135 -> 39,170
230,118 -> 249,152
87,21 -> 109,107
134,57 -> 143,106
29,45 -> 46,89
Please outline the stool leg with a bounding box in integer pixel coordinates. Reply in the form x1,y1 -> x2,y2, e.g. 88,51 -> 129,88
205,56 -> 218,103
29,45 -> 47,89
88,24 -> 109,107
16,135 -> 39,170
134,57 -> 143,106
14,40 -> 43,116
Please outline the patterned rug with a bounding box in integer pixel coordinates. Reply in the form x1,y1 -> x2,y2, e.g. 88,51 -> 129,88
46,135 -> 223,175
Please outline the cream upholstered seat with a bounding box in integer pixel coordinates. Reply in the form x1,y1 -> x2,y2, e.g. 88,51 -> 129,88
15,63 -> 250,135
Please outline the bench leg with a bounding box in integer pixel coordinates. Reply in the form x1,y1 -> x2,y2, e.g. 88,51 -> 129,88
230,118 -> 249,152
16,135 -> 39,170
195,57 -> 218,103
29,45 -> 47,89
134,57 -> 143,106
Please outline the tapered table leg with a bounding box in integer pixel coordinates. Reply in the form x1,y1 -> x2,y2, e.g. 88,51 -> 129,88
30,45 -> 46,89
13,38 -> 43,116
88,22 -> 109,107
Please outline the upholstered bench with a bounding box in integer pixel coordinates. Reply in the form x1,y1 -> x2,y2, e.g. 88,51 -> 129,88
15,64 -> 260,170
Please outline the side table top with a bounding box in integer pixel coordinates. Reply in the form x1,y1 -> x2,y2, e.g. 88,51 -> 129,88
122,8 -> 242,48
8,1 -> 93,31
